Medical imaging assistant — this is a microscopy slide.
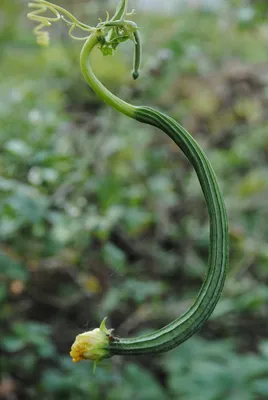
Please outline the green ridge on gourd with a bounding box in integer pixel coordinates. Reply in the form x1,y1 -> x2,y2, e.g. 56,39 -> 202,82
27,0 -> 229,366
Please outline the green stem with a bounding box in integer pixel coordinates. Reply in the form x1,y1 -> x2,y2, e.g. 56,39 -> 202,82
132,30 -> 142,80
80,34 -> 135,118
80,33 -> 229,356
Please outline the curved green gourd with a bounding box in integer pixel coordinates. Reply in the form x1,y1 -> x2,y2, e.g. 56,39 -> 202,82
27,0 -> 229,362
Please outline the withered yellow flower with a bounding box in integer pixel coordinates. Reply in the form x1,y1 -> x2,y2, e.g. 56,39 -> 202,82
70,318 -> 112,363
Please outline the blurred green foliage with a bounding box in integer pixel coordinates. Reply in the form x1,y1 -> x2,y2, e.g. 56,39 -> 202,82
0,0 -> 268,399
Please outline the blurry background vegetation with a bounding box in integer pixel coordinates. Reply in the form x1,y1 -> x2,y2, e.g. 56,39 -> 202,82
1,0 -> 268,399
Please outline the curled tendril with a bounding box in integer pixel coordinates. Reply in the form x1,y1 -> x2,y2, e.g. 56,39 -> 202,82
27,0 -> 94,46
27,1 -> 59,46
